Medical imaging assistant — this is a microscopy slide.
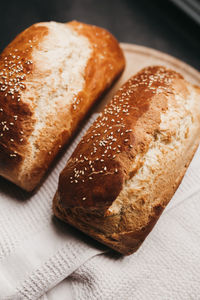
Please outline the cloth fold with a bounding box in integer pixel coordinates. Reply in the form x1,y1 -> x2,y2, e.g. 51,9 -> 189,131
0,113 -> 200,299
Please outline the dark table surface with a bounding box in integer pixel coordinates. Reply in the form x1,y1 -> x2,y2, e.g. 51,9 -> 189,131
0,0 -> 200,71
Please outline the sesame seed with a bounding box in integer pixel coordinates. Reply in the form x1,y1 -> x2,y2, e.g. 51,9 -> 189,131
65,67 -> 175,185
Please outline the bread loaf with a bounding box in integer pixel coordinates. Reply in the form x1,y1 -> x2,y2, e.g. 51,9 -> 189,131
53,66 -> 200,255
0,21 -> 125,191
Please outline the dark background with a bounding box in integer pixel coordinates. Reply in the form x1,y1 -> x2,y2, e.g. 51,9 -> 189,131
0,0 -> 200,70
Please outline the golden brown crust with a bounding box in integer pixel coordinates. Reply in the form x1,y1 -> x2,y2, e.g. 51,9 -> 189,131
58,66 -> 181,209
54,66 -> 200,255
0,21 -> 125,191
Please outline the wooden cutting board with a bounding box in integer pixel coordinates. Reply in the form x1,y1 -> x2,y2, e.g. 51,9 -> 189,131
95,43 -> 200,111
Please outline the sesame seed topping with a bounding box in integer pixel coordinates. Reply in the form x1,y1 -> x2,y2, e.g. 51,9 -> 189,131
0,46 -> 35,151
67,66 -> 176,186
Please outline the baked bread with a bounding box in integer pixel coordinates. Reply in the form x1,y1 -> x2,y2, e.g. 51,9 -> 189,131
53,66 -> 200,255
0,21 -> 125,191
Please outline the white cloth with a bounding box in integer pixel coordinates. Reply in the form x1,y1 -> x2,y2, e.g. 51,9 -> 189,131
0,113 -> 200,300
